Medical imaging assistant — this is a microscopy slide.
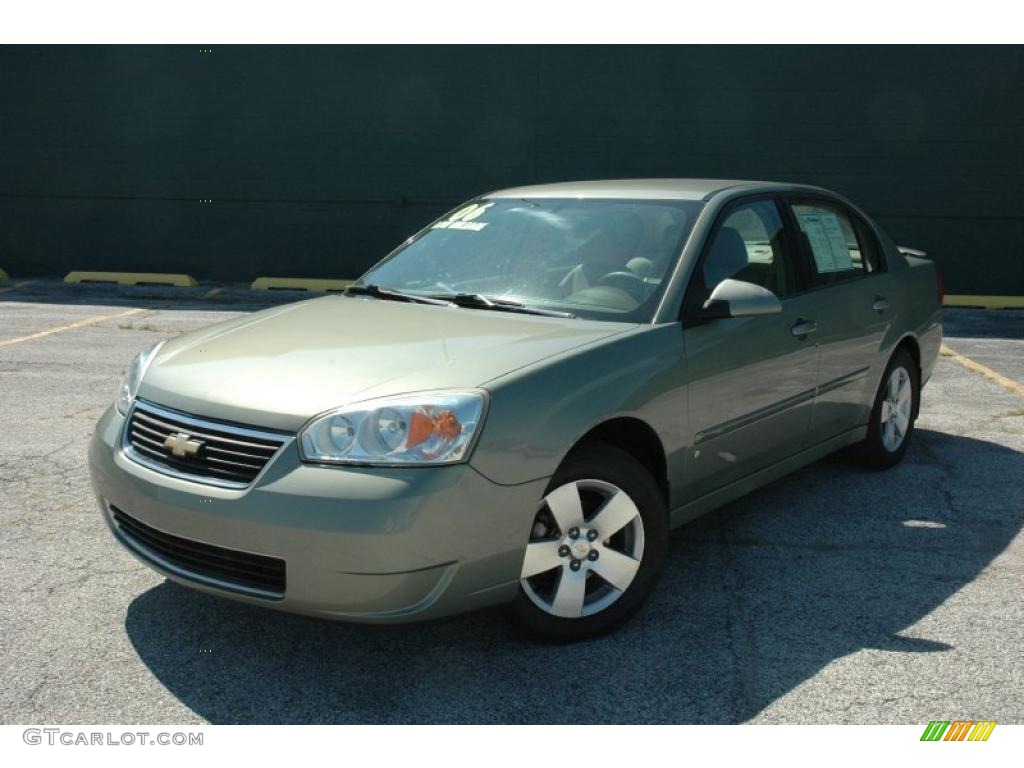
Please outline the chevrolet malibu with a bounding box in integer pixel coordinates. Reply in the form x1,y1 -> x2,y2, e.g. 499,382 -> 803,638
90,179 -> 943,641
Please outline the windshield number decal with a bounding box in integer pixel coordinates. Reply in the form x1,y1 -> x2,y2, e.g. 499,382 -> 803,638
432,203 -> 494,232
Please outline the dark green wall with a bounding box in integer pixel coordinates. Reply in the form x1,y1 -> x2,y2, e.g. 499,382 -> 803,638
1,45 -> 1022,294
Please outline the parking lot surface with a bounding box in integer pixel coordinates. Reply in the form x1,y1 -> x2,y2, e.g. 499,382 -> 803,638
1,282 -> 1021,724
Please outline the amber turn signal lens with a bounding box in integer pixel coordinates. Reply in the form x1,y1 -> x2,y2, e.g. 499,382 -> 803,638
407,409 -> 462,448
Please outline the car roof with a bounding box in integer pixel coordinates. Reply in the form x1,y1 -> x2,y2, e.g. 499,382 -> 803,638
486,178 -> 831,202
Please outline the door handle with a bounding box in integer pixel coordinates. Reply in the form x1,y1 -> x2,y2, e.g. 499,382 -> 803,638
791,319 -> 817,338
872,296 -> 890,312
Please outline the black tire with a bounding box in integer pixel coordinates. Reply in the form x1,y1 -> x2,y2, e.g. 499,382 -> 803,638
859,346 -> 919,469
511,443 -> 668,642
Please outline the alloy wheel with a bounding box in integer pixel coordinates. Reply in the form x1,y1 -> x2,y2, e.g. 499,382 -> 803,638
520,479 -> 645,619
879,365 -> 913,452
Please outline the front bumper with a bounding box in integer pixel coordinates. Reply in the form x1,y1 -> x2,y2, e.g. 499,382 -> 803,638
89,405 -> 546,622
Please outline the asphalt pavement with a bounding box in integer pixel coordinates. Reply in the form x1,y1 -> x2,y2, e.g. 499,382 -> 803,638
0,281 -> 1021,723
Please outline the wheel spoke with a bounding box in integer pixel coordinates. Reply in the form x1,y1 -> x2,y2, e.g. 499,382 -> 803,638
897,371 -> 911,402
895,402 -> 911,434
590,489 -> 640,539
520,540 -> 564,579
882,420 -> 895,449
898,391 -> 912,414
550,567 -> 588,618
544,482 -> 584,533
880,401 -> 892,421
591,548 -> 640,591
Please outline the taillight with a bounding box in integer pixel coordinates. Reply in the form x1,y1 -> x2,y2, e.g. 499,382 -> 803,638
936,268 -> 945,304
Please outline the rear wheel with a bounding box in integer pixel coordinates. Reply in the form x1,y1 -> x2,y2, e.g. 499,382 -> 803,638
511,443 -> 668,642
860,347 -> 919,469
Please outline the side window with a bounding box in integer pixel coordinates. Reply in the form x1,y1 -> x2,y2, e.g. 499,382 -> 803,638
851,213 -> 884,273
791,200 -> 879,285
702,199 -> 798,297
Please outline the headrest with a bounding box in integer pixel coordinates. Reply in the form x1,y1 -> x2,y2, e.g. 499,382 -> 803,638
704,226 -> 748,288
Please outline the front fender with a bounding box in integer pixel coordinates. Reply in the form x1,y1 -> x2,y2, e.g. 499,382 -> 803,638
469,324 -> 688,488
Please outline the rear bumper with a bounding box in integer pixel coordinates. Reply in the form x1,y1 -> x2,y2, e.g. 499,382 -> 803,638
89,405 -> 546,622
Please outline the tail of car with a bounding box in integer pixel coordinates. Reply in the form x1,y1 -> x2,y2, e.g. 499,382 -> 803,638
899,246 -> 944,307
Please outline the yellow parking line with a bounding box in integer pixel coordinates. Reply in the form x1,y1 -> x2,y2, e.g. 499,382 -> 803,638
941,343 -> 1024,397
0,307 -> 145,349
0,280 -> 37,294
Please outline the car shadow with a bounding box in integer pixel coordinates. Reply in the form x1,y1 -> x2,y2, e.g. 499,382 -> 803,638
124,428 -> 1023,723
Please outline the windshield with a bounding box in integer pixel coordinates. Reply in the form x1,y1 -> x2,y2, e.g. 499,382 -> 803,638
356,197 -> 703,322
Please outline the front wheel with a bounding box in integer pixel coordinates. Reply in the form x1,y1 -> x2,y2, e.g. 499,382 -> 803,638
511,443 -> 668,642
859,347 -> 919,469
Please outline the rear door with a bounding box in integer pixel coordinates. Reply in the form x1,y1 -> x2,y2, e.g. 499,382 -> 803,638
681,196 -> 822,500
783,196 -> 893,444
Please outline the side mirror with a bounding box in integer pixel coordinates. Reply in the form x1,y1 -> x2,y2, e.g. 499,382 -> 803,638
701,278 -> 782,319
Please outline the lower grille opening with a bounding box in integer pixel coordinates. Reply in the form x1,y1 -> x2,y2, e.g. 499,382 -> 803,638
110,506 -> 286,598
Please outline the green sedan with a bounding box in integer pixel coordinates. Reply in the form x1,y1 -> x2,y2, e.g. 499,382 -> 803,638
89,179 -> 943,641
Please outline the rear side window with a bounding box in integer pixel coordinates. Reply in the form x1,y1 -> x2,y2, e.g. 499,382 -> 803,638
791,199 -> 880,285
851,213 -> 884,272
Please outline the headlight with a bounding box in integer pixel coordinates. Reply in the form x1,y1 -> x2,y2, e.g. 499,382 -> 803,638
299,391 -> 487,466
115,342 -> 163,415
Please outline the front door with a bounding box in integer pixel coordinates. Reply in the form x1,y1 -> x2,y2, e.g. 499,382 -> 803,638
681,197 -> 821,501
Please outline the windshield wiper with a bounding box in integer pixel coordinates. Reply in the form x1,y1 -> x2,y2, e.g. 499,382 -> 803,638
429,293 -> 575,319
345,284 -> 455,307
347,284 -> 574,317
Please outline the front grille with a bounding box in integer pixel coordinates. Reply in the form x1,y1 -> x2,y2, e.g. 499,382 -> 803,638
124,400 -> 290,487
111,506 -> 286,597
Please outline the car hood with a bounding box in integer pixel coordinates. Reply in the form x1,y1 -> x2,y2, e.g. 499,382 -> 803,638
138,295 -> 632,431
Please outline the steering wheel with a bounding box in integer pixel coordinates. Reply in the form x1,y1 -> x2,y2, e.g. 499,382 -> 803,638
598,271 -> 646,299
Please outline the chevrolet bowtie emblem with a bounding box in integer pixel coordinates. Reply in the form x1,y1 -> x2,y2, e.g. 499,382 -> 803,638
164,432 -> 203,458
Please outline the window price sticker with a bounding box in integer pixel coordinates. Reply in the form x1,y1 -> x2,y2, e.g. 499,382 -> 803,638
798,212 -> 853,273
